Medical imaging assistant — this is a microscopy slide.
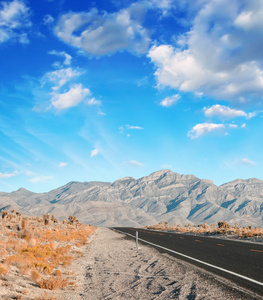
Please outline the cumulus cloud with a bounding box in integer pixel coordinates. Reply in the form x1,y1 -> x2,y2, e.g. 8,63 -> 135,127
0,0 -> 31,44
43,67 -> 81,91
0,170 -> 18,178
129,160 -> 145,167
148,0 -> 263,102
51,84 -> 90,110
58,162 -> 67,167
28,175 -> 53,183
241,158 -> 256,166
204,105 -> 247,119
187,123 -> 225,139
91,148 -> 99,157
54,6 -> 150,56
49,50 -> 72,66
160,94 -> 180,107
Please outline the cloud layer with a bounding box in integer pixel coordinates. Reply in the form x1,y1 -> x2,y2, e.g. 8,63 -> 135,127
54,5 -> 150,56
148,0 -> 263,102
51,84 -> 90,110
0,0 -> 31,44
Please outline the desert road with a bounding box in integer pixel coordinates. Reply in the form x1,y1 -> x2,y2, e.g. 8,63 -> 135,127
111,227 -> 263,297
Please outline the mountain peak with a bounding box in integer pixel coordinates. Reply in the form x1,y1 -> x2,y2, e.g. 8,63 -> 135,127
12,187 -> 34,194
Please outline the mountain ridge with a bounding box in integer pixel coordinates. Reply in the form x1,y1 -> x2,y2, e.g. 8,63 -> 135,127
1,170 -> 263,227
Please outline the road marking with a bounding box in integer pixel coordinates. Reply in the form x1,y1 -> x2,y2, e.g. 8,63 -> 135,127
112,228 -> 263,288
195,239 -> 201,242
216,244 -> 225,246
250,249 -> 263,253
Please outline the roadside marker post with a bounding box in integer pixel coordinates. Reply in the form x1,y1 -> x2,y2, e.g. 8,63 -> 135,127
136,231 -> 138,249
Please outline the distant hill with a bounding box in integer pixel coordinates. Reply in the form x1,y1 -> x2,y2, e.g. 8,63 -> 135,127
1,170 -> 263,227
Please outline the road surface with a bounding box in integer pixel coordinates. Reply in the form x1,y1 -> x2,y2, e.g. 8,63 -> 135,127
112,227 -> 263,297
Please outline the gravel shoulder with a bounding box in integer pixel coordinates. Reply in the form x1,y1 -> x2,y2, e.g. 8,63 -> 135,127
76,228 -> 261,300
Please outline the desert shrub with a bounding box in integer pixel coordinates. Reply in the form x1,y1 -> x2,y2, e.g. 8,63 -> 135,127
18,228 -> 33,240
53,269 -> 62,276
0,264 -> 8,275
22,218 -> 27,230
38,276 -> 69,290
33,263 -> 53,274
31,270 -> 40,281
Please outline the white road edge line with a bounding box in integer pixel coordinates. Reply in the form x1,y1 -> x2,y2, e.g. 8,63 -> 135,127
111,228 -> 263,287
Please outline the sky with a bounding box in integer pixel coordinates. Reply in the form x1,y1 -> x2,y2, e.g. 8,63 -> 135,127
0,0 -> 263,193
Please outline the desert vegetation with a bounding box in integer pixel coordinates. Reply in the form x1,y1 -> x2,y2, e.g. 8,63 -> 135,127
0,210 -> 95,299
145,221 -> 263,239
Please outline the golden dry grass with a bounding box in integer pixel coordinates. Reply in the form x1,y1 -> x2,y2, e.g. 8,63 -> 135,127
0,210 -> 96,296
145,221 -> 263,238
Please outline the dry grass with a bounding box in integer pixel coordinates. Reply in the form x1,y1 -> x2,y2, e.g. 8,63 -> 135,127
145,221 -> 263,238
38,276 -> 70,290
0,263 -> 8,275
0,210 -> 96,298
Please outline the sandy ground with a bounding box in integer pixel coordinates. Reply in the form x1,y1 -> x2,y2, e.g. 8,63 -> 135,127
72,228 -> 261,300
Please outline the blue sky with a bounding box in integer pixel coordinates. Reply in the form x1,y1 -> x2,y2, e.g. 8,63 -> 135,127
0,0 -> 263,192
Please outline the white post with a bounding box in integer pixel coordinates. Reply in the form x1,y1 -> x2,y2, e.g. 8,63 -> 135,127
136,231 -> 138,249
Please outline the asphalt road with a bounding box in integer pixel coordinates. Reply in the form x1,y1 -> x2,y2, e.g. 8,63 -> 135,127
112,227 -> 263,297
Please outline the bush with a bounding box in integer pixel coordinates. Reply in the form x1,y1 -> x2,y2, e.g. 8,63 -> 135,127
38,276 -> 69,290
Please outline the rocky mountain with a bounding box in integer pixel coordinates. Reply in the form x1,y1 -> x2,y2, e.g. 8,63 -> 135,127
0,170 -> 263,227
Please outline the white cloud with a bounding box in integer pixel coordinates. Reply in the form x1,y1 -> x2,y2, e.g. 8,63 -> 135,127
28,175 -> 53,184
241,123 -> 246,128
51,84 -> 90,110
241,158 -> 256,166
54,6 -> 150,56
91,148 -> 99,157
204,105 -> 247,119
18,32 -> 28,44
0,170 -> 18,178
0,0 -> 31,44
129,160 -> 145,167
148,0 -> 263,102
229,124 -> 238,129
49,50 -> 72,66
87,97 -> 101,106
43,14 -> 54,25
187,123 -> 225,139
44,67 -> 80,90
146,0 -> 173,16
247,112 -> 257,119
160,94 -> 180,107
126,125 -> 144,130
58,162 -> 67,167
204,104 -> 257,120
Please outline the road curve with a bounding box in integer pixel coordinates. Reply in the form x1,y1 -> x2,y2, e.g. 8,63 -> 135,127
111,227 -> 263,298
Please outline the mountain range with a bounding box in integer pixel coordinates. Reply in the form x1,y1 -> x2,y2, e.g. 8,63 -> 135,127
0,170 -> 262,227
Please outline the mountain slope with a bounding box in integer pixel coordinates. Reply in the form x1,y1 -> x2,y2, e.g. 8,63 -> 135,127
1,170 -> 263,227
